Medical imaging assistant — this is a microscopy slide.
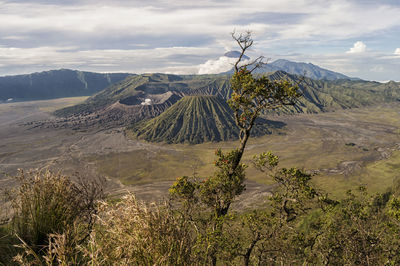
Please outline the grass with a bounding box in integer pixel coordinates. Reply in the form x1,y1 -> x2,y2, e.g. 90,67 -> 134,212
359,151 -> 400,193
89,149 -> 210,185
0,224 -> 19,265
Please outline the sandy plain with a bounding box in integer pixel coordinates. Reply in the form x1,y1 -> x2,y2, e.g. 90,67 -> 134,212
1,97 -> 399,211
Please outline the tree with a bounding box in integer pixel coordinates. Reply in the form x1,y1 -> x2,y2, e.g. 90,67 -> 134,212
170,31 -> 301,265
228,31 -> 300,169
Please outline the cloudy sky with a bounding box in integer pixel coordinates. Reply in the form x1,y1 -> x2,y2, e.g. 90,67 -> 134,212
0,0 -> 399,81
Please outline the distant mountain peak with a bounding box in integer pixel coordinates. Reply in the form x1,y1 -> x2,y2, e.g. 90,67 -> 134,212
261,59 -> 350,80
222,56 -> 352,80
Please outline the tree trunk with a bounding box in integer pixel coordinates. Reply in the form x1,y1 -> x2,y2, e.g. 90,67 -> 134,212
244,236 -> 259,266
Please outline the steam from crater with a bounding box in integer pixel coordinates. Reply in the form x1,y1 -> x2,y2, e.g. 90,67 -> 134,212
141,98 -> 152,105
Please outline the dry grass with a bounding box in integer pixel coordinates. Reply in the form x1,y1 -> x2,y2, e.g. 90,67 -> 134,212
3,169 -> 104,264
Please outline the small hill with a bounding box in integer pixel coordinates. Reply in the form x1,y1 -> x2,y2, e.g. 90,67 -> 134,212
0,69 -> 131,101
129,95 -> 284,144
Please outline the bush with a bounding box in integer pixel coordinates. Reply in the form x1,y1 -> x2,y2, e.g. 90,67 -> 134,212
8,169 -> 104,256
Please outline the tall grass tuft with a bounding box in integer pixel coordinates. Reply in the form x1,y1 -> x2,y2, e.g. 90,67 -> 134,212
7,169 -> 104,263
78,194 -> 195,265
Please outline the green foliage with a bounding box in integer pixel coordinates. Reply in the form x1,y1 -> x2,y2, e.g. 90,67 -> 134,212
6,162 -> 400,265
305,188 -> 400,265
253,151 -> 279,171
169,176 -> 199,203
200,149 -> 247,217
388,196 -> 400,220
229,70 -> 299,124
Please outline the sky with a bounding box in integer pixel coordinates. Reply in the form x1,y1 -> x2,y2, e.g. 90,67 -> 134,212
0,0 -> 399,81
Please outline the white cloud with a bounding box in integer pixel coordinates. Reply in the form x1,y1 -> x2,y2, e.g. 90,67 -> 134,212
395,48 -> 400,55
198,56 -> 236,74
347,41 -> 367,53
0,45 -> 212,75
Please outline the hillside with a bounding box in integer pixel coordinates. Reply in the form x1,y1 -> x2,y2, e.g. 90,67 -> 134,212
129,96 -> 282,144
52,72 -> 400,130
266,71 -> 400,114
0,69 -> 132,101
54,73 -> 231,117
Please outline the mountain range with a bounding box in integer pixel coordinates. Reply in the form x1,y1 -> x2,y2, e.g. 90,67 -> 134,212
49,71 -> 400,141
2,60 -> 399,143
0,69 -> 131,102
0,58 -> 362,102
223,51 -> 351,80
257,59 -> 351,80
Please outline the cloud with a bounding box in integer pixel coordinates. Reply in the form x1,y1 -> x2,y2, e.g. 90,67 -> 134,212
395,48 -> 400,55
2,35 -> 27,40
0,0 -> 399,80
347,41 -> 367,53
0,45 -> 211,75
198,56 -> 236,74
370,65 -> 385,72
278,50 -> 400,81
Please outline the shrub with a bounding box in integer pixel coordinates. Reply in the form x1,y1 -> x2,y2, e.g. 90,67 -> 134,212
79,194 -> 195,265
9,169 -> 104,256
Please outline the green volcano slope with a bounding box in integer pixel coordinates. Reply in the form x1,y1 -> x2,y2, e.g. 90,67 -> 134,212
129,95 -> 283,144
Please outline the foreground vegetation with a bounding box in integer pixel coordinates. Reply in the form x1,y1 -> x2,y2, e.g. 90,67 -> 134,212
2,157 -> 400,265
